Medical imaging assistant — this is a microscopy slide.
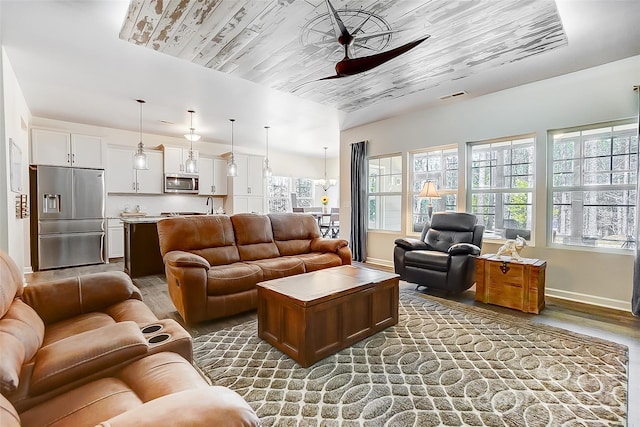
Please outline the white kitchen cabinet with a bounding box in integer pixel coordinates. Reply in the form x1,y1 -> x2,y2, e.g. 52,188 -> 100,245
224,153 -> 265,214
232,195 -> 265,214
198,156 -> 228,196
31,129 -> 105,168
233,154 -> 264,196
108,218 -> 124,259
163,146 -> 199,174
106,146 -> 163,194
137,151 -> 164,194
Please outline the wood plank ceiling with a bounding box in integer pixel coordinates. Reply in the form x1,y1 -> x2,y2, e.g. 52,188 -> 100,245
120,0 -> 567,112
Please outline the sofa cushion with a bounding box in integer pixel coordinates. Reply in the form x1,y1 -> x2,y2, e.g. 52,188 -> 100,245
20,352 -> 209,427
268,213 -> 320,255
30,321 -> 149,396
41,299 -> 157,347
231,214 -> 280,261
206,263 -> 263,296
157,215 -> 240,266
0,300 -> 45,393
405,250 -> 450,272
294,253 -> 343,272
248,257 -> 305,281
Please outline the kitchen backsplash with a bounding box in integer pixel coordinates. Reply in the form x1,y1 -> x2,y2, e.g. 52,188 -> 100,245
107,194 -> 224,217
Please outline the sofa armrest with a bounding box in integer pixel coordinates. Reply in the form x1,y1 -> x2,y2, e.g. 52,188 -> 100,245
164,251 -> 210,269
394,238 -> 429,251
448,242 -> 481,256
22,272 -> 143,325
310,238 -> 348,253
97,386 -> 260,427
30,321 -> 148,395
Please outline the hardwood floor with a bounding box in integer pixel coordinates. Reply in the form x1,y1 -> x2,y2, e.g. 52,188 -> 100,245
26,260 -> 640,425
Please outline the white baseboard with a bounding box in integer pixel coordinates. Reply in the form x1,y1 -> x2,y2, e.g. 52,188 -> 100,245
362,258 -> 632,313
365,258 -> 394,269
545,287 -> 631,312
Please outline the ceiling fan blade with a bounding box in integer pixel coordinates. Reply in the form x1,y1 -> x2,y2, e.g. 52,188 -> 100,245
324,0 -> 353,47
335,35 -> 430,77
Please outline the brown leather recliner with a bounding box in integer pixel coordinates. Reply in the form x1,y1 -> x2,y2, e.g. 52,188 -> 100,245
157,212 -> 352,325
0,250 -> 260,426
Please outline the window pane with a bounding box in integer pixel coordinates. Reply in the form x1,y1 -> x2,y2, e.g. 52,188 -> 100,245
551,120 -> 638,249
267,176 -> 291,213
368,154 -> 402,232
410,147 -> 459,232
368,195 -> 401,231
469,136 -> 535,239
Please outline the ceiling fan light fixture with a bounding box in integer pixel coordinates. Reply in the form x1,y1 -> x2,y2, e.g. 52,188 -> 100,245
133,99 -> 148,170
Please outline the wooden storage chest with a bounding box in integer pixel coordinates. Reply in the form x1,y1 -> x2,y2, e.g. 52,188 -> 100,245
475,254 -> 546,314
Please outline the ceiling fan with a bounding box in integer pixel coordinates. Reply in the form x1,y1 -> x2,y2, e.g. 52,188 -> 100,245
315,0 -> 430,81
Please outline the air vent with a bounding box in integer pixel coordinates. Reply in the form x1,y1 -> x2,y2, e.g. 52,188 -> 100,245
439,91 -> 467,100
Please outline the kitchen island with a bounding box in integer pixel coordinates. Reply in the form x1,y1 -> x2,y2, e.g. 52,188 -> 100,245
121,213 -> 212,278
122,217 -> 165,278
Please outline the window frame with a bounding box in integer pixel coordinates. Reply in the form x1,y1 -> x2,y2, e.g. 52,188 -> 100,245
467,133 -> 536,242
547,118 -> 638,252
367,153 -> 403,232
409,145 -> 459,234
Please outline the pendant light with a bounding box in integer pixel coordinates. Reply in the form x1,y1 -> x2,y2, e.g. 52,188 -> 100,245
264,126 -> 272,177
227,118 -> 238,177
133,99 -> 148,170
317,146 -> 336,191
184,109 -> 199,174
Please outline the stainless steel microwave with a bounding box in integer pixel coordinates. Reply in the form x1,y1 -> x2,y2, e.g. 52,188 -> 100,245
164,174 -> 199,194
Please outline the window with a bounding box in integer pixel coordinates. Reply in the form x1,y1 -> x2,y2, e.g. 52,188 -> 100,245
267,176 -> 315,212
293,178 -> 314,208
468,135 -> 535,240
410,146 -> 459,232
267,176 -> 291,213
368,154 -> 402,231
549,120 -> 638,250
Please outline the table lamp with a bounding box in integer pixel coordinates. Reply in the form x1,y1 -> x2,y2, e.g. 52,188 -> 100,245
419,181 -> 440,220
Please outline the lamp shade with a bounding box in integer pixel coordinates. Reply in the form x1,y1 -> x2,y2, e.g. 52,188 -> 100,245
419,181 -> 440,198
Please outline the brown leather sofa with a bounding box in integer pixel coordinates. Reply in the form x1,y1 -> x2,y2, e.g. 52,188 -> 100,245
157,212 -> 352,325
0,250 -> 259,426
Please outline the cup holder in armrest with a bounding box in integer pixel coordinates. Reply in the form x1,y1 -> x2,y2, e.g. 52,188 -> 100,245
141,324 -> 163,334
148,333 -> 171,345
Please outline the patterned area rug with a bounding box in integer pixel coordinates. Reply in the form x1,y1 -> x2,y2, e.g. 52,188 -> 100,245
193,290 -> 628,426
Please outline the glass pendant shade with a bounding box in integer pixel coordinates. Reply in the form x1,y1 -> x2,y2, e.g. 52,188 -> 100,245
185,150 -> 197,174
228,155 -> 238,177
264,159 -> 272,177
184,110 -> 198,173
133,99 -> 148,170
133,142 -> 148,170
264,126 -> 272,177
227,119 -> 238,177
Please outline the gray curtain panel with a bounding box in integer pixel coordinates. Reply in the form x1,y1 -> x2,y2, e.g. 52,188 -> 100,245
633,86 -> 640,316
350,141 -> 368,262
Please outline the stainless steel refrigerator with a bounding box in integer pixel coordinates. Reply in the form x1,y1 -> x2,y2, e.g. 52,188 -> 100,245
30,165 -> 106,270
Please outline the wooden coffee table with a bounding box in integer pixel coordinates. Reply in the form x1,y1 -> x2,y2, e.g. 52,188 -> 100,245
257,265 -> 400,367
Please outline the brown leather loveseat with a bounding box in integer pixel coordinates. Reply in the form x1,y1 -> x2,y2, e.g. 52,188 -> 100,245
157,212 -> 352,325
0,250 -> 259,426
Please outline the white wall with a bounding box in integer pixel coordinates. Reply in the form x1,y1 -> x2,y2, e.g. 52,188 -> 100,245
1,48 -> 31,272
340,55 -> 640,312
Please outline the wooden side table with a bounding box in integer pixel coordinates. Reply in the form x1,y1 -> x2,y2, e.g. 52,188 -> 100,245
475,254 -> 546,314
